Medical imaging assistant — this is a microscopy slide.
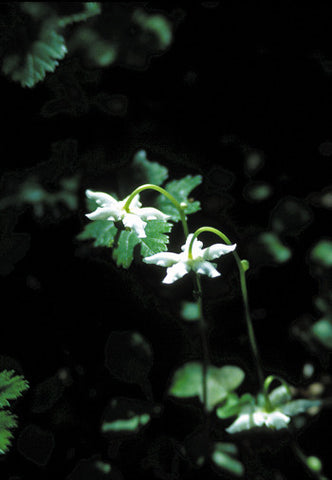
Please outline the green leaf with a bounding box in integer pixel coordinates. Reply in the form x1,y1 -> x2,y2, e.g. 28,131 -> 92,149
0,410 -> 17,454
0,370 -> 29,408
243,182 -> 273,202
140,220 -> 172,258
57,2 -> 101,28
132,150 -> 168,186
311,318 -> 332,349
168,362 -> 245,412
112,230 -> 140,268
310,240 -> 332,268
132,8 -> 173,49
77,220 -> 118,248
216,393 -> 254,419
211,442 -> 244,477
279,399 -> 321,417
156,175 -> 202,221
258,232 -> 292,263
100,397 -> 159,437
270,197 -> 312,236
79,218 -> 172,269
2,27 -> 67,88
180,301 -> 200,322
101,413 -> 150,433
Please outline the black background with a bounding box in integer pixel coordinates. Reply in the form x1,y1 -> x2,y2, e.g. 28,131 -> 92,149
1,3 -> 332,479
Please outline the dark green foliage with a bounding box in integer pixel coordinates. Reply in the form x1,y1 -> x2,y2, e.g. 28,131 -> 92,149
105,331 -> 153,398
17,424 -> 54,466
155,174 -> 202,221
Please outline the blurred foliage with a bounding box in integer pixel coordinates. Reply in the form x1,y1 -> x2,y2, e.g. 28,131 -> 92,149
243,181 -> 273,202
310,239 -> 332,269
270,196 -> 313,237
1,2 -> 176,89
1,2 -> 101,88
180,301 -> 200,322
211,442 -> 244,477
0,211 -> 30,276
105,331 -> 153,399
0,174 -> 79,217
101,397 -> 161,438
168,361 -> 245,412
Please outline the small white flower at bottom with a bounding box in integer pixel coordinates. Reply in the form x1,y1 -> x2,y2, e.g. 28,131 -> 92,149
85,189 -> 170,238
226,409 -> 291,434
143,233 -> 236,283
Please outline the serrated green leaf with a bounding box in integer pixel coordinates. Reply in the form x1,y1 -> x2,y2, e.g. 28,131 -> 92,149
0,410 -> 17,454
77,220 -> 118,248
132,150 -> 168,186
0,370 -> 29,408
156,175 -> 202,221
139,220 -> 172,258
168,362 -> 245,412
2,27 -> 67,88
211,442 -> 244,477
112,230 -> 140,268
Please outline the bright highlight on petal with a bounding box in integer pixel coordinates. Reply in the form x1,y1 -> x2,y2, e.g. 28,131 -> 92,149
143,233 -> 236,284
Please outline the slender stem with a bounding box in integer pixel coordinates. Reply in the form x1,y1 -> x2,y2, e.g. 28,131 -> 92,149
123,183 -> 189,237
189,226 -> 265,392
194,273 -> 210,414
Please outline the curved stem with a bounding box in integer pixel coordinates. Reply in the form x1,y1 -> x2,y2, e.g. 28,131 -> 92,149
194,273 -> 210,414
189,226 -> 265,392
123,184 -> 189,237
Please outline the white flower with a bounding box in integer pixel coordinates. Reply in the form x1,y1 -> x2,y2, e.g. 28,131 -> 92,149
143,233 -> 236,284
85,189 -> 170,238
226,408 -> 291,434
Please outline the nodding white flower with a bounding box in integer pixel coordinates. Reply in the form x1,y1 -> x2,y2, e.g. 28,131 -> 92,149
143,233 -> 236,284
226,408 -> 291,434
85,189 -> 170,238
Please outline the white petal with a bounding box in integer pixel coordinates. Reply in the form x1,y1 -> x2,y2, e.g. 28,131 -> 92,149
163,262 -> 190,284
136,207 -> 171,221
143,252 -> 180,267
122,194 -> 142,210
85,206 -> 120,221
265,411 -> 290,430
194,260 -> 221,278
226,414 -> 253,434
202,243 -> 237,261
181,234 -> 203,256
252,411 -> 267,427
85,189 -> 117,207
122,213 -> 147,238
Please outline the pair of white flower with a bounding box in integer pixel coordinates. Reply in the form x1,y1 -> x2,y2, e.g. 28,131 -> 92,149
85,189 -> 236,283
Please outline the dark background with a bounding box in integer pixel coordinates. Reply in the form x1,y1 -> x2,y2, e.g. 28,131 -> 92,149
0,3 -> 332,479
